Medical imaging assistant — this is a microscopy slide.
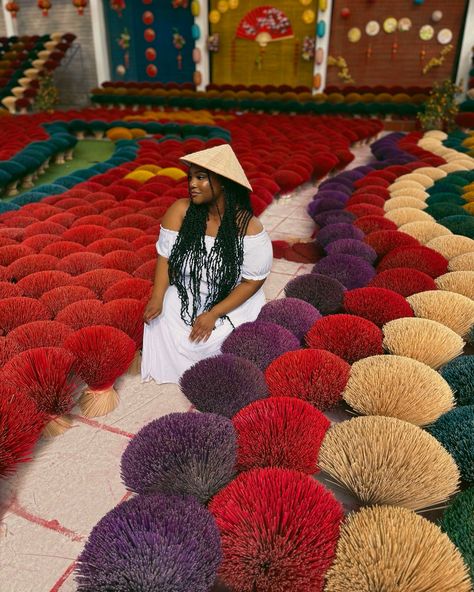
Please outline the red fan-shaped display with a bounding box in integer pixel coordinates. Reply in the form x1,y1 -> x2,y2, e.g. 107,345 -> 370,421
0,388 -> 45,477
56,300 -> 112,331
86,238 -> 132,255
377,245 -> 448,278
265,348 -> 350,409
0,336 -> 21,367
343,287 -> 414,327
41,285 -> 98,317
367,267 -> 437,297
0,297 -> 51,335
41,241 -> 85,258
0,281 -> 22,298
364,230 -> 420,259
57,252 -> 105,276
16,270 -> 72,299
233,397 -> 330,473
102,250 -> 143,274
306,314 -> 384,363
103,298 -> 146,349
0,244 -> 34,266
72,269 -> 131,298
8,321 -> 73,352
236,6 -> 294,47
6,254 -> 58,281
209,468 -> 343,592
103,278 -> 152,302
64,325 -> 136,417
0,347 -> 79,437
22,234 -> 62,252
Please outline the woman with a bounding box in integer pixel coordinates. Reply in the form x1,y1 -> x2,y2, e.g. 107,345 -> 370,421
141,143 -> 273,384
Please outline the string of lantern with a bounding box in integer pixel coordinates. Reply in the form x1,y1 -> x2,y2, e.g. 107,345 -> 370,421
4,0 -> 88,18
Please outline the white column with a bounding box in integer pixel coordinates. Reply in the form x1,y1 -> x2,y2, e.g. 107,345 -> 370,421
312,0 -> 334,94
89,0 -> 111,85
194,2 -> 209,90
2,0 -> 18,37
455,0 -> 474,95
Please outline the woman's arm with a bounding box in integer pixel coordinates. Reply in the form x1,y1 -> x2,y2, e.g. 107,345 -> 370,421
143,198 -> 189,324
143,255 -> 169,324
189,278 -> 265,342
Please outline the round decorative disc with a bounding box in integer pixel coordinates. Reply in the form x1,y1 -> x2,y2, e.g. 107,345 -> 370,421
398,17 -> 412,32
348,27 -> 361,42
383,17 -> 398,34
365,20 -> 380,36
419,24 -> 434,41
437,28 -> 453,44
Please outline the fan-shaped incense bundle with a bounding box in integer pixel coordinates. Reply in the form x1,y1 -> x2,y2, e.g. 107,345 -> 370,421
209,467 -> 343,592
449,252 -> 474,271
343,355 -> 454,425
233,397 -> 330,473
318,415 -> 460,510
407,290 -> 474,337
64,325 -> 135,417
265,348 -> 350,409
325,505 -> 471,592
435,271 -> 474,299
0,347 -> 79,437
383,317 -> 464,369
121,412 -> 236,503
385,208 -> 434,226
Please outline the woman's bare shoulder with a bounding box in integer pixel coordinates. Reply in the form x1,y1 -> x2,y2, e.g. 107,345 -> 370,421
161,198 -> 190,231
245,216 -> 264,236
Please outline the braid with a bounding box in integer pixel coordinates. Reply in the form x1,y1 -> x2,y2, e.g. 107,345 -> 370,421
168,177 -> 253,326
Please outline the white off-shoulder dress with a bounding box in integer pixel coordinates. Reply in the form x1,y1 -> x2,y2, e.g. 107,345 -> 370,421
141,225 -> 273,384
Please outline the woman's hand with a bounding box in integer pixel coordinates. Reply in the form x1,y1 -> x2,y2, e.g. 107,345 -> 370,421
143,297 -> 162,324
189,311 -> 218,343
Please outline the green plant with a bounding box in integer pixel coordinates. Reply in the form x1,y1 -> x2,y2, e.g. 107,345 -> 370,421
35,75 -> 59,112
417,80 -> 462,132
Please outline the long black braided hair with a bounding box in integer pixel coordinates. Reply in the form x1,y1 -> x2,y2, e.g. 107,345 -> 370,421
167,173 -> 254,326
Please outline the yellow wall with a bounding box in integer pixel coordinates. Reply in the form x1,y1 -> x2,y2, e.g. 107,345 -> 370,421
210,0 -> 316,87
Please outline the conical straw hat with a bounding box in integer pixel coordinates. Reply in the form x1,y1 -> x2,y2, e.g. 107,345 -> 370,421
180,144 -> 253,191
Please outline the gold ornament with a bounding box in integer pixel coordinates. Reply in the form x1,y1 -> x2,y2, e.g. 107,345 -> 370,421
319,0 -> 327,11
229,0 -> 238,8
191,0 -> 200,16
328,55 -> 355,83
217,0 -> 228,13
209,9 -> 220,24
300,0 -> 312,5
423,44 -> 453,75
303,9 -> 315,24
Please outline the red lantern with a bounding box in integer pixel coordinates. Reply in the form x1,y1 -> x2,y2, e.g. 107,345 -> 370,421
142,11 -> 154,24
145,48 -> 156,61
5,2 -> 20,18
144,28 -> 156,42
146,64 -> 157,77
38,0 -> 51,16
72,0 -> 87,15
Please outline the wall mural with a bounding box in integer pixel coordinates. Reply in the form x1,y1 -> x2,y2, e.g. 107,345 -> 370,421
209,0 -> 317,88
104,0 -> 195,83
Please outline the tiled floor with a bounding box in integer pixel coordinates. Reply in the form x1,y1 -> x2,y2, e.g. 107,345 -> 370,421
0,144 -> 375,591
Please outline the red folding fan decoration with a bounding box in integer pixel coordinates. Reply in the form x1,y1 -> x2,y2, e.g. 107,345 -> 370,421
64,325 -> 136,417
236,6 -> 293,46
0,347 -> 79,437
0,388 -> 45,477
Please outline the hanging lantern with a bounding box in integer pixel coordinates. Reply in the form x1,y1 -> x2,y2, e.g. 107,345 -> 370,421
72,0 -> 87,15
5,2 -> 20,18
38,0 -> 51,16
